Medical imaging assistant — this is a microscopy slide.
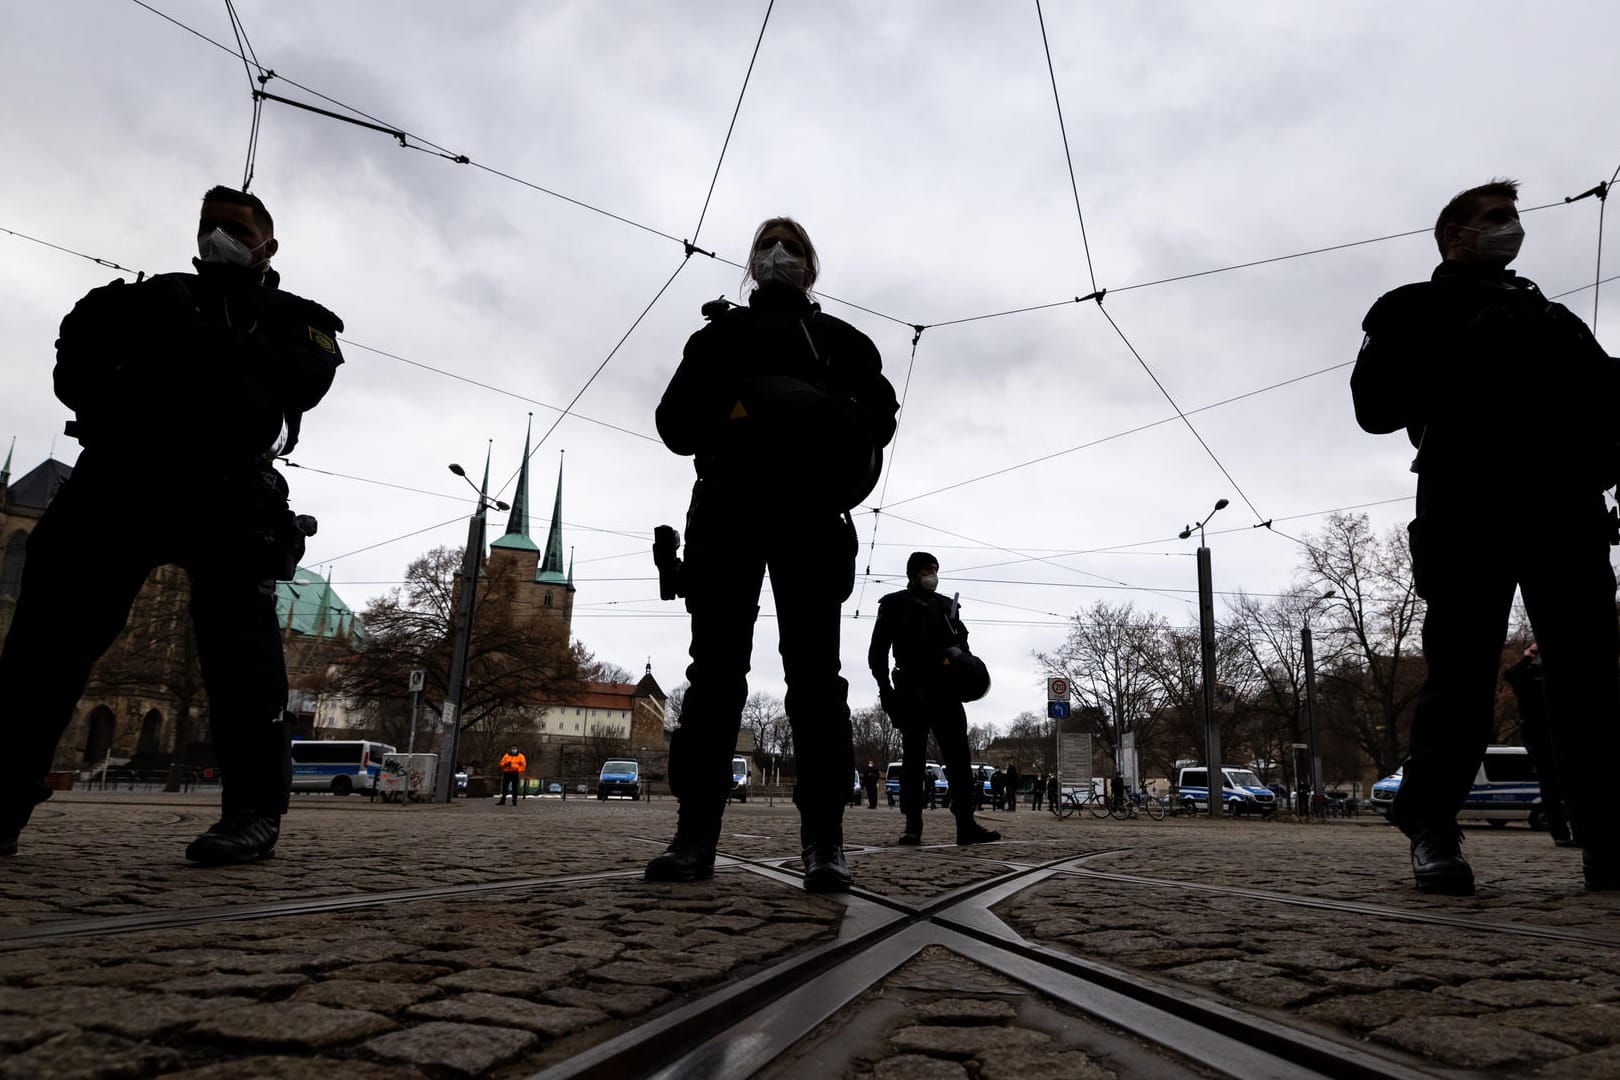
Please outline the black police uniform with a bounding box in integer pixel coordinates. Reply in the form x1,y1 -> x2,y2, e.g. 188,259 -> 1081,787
1352,260 -> 1620,879
654,283 -> 897,871
0,262 -> 343,855
868,585 -> 978,836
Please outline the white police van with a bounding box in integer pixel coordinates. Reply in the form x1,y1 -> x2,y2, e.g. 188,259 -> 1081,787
884,760 -> 948,806
1176,765 -> 1277,816
290,739 -> 396,796
597,759 -> 641,800
730,755 -> 750,802
1368,746 -> 1542,827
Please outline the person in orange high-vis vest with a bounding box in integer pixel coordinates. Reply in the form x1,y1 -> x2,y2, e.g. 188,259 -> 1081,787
497,746 -> 526,806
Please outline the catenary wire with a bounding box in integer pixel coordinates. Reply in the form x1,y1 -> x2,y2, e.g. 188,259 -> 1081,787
1095,303 -> 1264,522
1034,0 -> 1097,295
690,0 -> 774,246
882,359 -> 1354,511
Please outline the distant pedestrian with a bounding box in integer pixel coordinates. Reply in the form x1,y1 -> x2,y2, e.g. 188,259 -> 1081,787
1047,774 -> 1060,812
1031,773 -> 1044,812
497,746 -> 526,805
1006,763 -> 1020,813
862,761 -> 880,810
990,769 -> 1004,811
924,766 -> 939,810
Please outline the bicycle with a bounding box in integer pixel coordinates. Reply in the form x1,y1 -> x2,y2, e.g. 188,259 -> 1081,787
1106,789 -> 1167,821
1050,789 -> 1111,820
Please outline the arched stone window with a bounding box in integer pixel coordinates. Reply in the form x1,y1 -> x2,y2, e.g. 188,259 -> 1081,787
136,709 -> 163,755
82,705 -> 117,768
0,529 -> 27,598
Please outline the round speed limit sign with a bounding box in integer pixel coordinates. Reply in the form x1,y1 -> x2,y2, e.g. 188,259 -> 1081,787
1047,676 -> 1069,701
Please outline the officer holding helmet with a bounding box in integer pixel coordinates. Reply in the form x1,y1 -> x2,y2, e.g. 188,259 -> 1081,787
1353,177 -> 1620,894
869,552 -> 999,847
647,217 -> 898,892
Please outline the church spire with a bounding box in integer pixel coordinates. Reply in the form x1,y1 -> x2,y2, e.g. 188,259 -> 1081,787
491,417 -> 539,554
1,436 -> 13,490
536,451 -> 570,586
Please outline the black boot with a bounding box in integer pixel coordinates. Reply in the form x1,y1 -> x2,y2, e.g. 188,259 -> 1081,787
1409,824 -> 1473,895
0,784 -> 52,858
897,814 -> 923,846
956,820 -> 1000,845
644,837 -> 716,882
185,812 -> 280,866
802,842 -> 852,893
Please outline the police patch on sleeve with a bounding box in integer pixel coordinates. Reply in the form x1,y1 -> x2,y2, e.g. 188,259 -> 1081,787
308,327 -> 337,353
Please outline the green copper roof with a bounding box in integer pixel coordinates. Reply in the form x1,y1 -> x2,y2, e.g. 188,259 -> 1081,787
492,415 -> 538,553
277,566 -> 367,641
535,455 -> 572,586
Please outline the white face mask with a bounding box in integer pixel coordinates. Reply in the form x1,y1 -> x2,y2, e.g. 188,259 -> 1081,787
751,242 -> 809,289
918,573 -> 939,592
198,226 -> 267,268
1462,220 -> 1523,266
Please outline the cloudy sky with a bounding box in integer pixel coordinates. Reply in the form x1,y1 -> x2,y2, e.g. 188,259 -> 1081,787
4,1 -> 1619,730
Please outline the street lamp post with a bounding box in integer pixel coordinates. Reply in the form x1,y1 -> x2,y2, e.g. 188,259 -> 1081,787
1301,588 -> 1336,815
431,455 -> 509,804
1181,498 -> 1229,819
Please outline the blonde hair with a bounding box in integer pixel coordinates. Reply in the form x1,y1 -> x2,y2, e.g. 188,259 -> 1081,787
744,216 -> 819,292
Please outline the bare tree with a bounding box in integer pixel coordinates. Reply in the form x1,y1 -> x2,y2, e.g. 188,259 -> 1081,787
1034,601 -> 1165,770
740,691 -> 790,757
664,681 -> 687,732
966,722 -> 999,757
1299,513 -> 1425,776
850,702 -> 899,771
1005,710 -> 1052,740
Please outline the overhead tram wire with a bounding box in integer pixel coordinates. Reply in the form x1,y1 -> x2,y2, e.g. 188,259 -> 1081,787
336,337 -> 661,445
881,359 -> 1355,511
0,226 -> 143,279
853,323 -> 927,617
689,0 -> 774,246
1564,159 -> 1620,332
222,0 -> 267,191
1034,0 -> 1098,295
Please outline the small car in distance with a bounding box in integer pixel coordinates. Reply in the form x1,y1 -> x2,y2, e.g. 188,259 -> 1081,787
597,759 -> 641,800
730,756 -> 750,803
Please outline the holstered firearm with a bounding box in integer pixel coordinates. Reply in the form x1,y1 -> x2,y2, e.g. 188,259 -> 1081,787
653,524 -> 684,600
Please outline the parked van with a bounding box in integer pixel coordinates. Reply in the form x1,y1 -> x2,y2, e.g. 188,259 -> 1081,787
290,739 -> 396,796
597,759 -> 641,800
730,756 -> 750,802
1368,746 -> 1541,827
1176,765 -> 1277,816
884,761 -> 948,806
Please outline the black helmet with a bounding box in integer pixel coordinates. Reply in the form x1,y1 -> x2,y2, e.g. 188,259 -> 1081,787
941,646 -> 991,703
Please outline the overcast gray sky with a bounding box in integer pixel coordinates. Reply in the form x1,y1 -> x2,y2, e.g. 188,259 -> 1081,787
4,1 -> 1619,729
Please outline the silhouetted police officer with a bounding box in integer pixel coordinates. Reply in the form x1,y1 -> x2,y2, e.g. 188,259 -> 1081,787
647,217 -> 898,892
1353,177 -> 1620,894
0,186 -> 342,863
869,552 -> 999,847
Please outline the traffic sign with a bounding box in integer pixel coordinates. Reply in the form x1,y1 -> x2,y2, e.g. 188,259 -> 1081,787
1047,701 -> 1070,720
408,669 -> 426,694
1047,676 -> 1070,701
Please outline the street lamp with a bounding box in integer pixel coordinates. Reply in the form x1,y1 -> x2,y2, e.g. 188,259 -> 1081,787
431,455 -> 509,803
1300,587 -> 1335,816
1180,498 -> 1228,819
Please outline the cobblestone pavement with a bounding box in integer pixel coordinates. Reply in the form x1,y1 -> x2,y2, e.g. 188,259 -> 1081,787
1,791 -> 1616,1077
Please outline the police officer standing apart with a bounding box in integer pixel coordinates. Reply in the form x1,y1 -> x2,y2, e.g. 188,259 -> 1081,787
647,217 -> 898,891
869,553 -> 999,847
0,186 -> 343,863
1353,178 -> 1620,893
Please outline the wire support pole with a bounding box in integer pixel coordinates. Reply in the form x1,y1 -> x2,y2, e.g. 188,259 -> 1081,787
1035,0 -> 1098,295
690,0 -> 775,246
1095,303 -> 1264,524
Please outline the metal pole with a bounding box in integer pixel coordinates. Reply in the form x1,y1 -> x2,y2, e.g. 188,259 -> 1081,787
407,690 -> 420,755
432,507 -> 487,802
1303,624 -> 1324,806
1197,545 -> 1221,818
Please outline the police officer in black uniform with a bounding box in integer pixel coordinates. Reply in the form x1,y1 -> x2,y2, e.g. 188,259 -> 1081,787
0,186 -> 343,863
869,552 -> 999,847
646,217 -> 898,892
1353,177 -> 1620,893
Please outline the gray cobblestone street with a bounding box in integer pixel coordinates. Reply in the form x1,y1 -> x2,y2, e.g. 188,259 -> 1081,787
2,790 -> 1617,1078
